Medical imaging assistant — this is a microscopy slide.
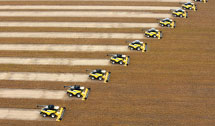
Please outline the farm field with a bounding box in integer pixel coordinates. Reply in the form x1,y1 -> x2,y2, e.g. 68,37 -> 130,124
0,0 -> 214,126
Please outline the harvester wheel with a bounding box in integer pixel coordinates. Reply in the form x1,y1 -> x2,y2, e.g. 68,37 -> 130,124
180,14 -> 183,18
167,24 -> 170,27
69,93 -> 73,97
112,61 -> 115,64
161,24 -> 164,27
51,113 -> 56,118
77,93 -> 81,98
130,47 -> 134,50
147,35 -> 150,38
98,77 -> 102,81
189,7 -> 192,10
153,35 -> 157,38
119,61 -> 123,65
91,76 -> 95,80
137,47 -> 141,51
42,113 -> 47,117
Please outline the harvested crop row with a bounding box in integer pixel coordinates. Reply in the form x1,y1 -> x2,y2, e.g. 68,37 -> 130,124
0,57 -> 110,66
0,72 -> 89,82
0,44 -> 129,52
0,5 -> 179,10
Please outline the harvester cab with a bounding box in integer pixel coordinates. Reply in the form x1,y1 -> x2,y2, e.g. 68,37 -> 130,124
172,9 -> 188,18
88,69 -> 111,83
181,2 -> 197,11
128,40 -> 147,52
160,18 -> 176,28
144,28 -> 162,39
108,54 -> 130,66
64,85 -> 90,101
37,104 -> 66,121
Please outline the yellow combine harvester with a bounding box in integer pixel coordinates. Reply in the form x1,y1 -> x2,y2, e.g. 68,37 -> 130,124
88,69 -> 111,83
181,2 -> 197,11
64,85 -> 90,101
172,9 -> 188,18
159,18 -> 176,28
144,28 -> 162,39
37,105 -> 66,121
108,54 -> 130,66
194,0 -> 208,3
128,40 -> 147,52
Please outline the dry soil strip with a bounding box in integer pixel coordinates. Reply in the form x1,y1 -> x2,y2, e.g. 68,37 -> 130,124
0,22 -> 159,28
0,0 -> 192,2
0,44 -> 129,52
0,5 -> 179,10
0,32 -> 145,39
0,72 -> 89,82
0,108 -> 41,121
0,57 -> 110,66
0,88 -> 65,99
0,11 -> 171,18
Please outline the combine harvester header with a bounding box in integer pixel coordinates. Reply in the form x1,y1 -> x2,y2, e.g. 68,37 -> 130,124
56,107 -> 66,122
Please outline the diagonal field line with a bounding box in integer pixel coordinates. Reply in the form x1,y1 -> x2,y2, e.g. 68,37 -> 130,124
0,5 -> 179,10
0,11 -> 171,18
0,0 -> 192,2
0,72 -> 89,82
0,108 -> 41,121
0,32 -> 146,39
0,44 -> 129,52
0,88 -> 66,99
0,22 -> 159,28
0,57 -> 110,66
